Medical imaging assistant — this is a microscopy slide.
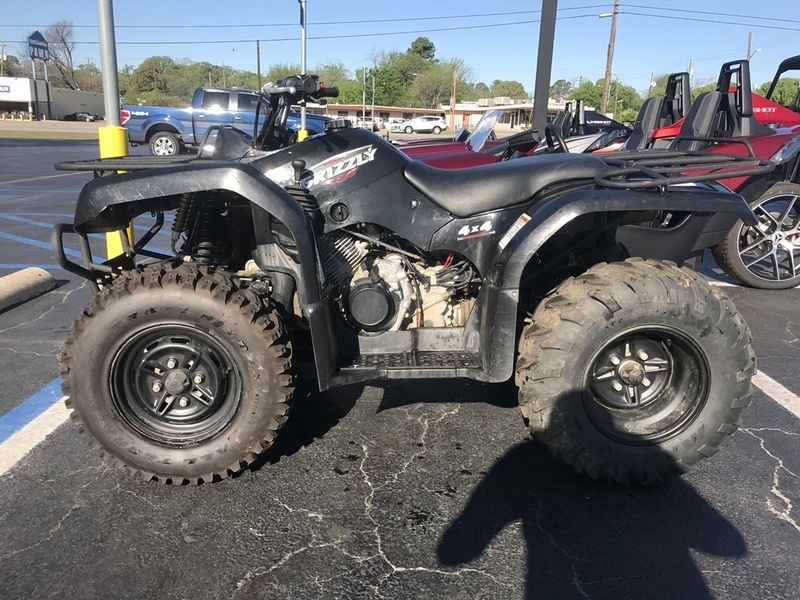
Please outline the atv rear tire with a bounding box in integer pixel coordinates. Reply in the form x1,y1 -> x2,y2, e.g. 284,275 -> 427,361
515,258 -> 755,484
712,182 -> 800,289
60,263 -> 294,484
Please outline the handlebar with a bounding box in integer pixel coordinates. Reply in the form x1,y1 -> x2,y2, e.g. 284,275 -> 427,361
261,75 -> 339,101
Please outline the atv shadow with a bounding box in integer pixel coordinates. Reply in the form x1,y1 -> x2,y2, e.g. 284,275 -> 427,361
373,377 -> 520,412
247,366 -> 366,473
249,376 -> 517,474
437,437 -> 746,599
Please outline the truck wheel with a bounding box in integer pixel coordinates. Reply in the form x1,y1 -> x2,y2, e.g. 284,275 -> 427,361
515,258 -> 755,484
405,126 -> 413,134
149,131 -> 181,156
60,263 -> 295,484
712,183 -> 800,289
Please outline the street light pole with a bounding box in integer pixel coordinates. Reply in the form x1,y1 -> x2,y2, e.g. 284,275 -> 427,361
600,0 -> 620,115
298,0 -> 307,137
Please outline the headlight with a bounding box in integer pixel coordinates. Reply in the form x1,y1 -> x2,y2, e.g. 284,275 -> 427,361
771,135 -> 800,164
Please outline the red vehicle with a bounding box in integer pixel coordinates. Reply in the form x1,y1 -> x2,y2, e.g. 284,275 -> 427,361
400,59 -> 800,289
647,57 -> 800,289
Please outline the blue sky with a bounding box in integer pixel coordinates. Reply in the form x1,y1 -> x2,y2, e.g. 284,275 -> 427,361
1,1 -> 798,95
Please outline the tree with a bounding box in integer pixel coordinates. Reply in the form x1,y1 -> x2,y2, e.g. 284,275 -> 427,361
1,55 -> 24,78
409,60 -> 467,108
409,37 -> 436,61
549,79 -> 572,102
264,63 -> 301,84
567,81 -> 602,109
759,78 -> 800,107
490,79 -> 526,99
473,82 -> 490,96
43,20 -> 80,89
691,83 -> 717,102
74,61 -> 102,92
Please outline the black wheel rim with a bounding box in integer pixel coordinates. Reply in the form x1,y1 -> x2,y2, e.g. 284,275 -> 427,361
738,191 -> 800,283
585,326 -> 709,444
109,324 -> 243,445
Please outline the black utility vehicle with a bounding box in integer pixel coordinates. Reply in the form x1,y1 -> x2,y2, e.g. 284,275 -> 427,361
53,75 -> 772,485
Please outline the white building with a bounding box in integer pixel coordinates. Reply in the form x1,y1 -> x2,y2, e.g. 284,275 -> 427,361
0,77 -> 105,120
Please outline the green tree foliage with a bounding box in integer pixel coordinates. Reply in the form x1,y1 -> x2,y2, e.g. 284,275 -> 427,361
473,82 -> 490,96
759,78 -> 800,107
490,79 -> 527,99
409,37 -> 436,61
690,83 -> 717,102
74,61 -> 102,92
568,78 -> 642,118
568,80 -> 602,107
264,63 -> 300,85
2,55 -> 25,78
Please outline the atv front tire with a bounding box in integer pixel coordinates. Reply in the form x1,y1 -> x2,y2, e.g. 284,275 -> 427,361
60,264 -> 294,484
516,258 -> 755,484
712,182 -> 800,289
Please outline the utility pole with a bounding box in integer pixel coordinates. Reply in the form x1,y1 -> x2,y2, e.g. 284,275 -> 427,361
600,0 -> 620,115
747,31 -> 752,61
362,67 -> 366,124
450,68 -> 457,130
298,0 -> 307,138
0,44 -> 4,77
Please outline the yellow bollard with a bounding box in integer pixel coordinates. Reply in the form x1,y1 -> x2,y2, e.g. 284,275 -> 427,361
97,126 -> 131,259
297,129 -> 309,141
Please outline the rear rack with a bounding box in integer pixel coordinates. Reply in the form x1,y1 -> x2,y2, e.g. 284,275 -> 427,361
597,148 -> 774,190
55,155 -> 196,173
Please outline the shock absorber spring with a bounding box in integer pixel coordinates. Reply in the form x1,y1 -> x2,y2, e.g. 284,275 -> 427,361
171,194 -> 198,254
190,194 -> 224,264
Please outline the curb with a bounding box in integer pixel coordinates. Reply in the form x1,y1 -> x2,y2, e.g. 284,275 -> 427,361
0,268 -> 57,313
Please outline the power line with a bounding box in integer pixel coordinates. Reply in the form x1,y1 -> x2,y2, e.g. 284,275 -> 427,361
624,5 -> 800,26
0,6 -> 610,30
0,15 -> 598,47
619,11 -> 800,33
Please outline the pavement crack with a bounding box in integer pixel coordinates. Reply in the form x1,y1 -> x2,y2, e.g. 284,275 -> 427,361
741,428 -> 800,534
0,466 -> 106,561
0,280 -> 88,336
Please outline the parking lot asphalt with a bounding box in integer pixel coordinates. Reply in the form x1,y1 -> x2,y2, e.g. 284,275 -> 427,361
0,139 -> 798,599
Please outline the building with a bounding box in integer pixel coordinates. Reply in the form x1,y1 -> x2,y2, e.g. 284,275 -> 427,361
306,102 -> 444,127
0,77 -> 105,120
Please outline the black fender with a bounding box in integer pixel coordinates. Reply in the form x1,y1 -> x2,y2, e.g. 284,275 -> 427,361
489,187 -> 757,290
73,161 -> 323,306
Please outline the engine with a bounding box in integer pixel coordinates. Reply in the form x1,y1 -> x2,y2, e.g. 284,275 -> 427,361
319,229 -> 477,333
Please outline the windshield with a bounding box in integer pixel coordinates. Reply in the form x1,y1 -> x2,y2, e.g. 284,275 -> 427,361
466,109 -> 503,152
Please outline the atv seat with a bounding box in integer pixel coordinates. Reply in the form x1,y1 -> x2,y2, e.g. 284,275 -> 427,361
403,153 -> 607,218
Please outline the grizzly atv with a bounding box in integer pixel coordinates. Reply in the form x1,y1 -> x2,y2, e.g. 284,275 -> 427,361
53,75 -> 772,484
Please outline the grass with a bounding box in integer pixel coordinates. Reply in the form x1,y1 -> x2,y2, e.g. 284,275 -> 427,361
0,129 -> 98,140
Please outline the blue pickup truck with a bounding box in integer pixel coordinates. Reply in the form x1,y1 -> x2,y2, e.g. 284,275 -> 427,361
121,87 -> 333,156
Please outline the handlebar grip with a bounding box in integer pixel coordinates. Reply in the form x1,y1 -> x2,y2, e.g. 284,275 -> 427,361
318,86 -> 339,98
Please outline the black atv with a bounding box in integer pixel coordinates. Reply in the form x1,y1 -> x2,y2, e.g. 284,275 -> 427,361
53,75 -> 772,485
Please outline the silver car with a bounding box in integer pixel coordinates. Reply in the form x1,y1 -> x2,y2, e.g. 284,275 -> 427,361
402,115 -> 448,134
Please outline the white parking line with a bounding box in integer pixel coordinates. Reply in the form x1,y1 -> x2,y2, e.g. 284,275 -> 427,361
752,372 -> 800,420
0,172 -> 87,186
0,398 -> 69,478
